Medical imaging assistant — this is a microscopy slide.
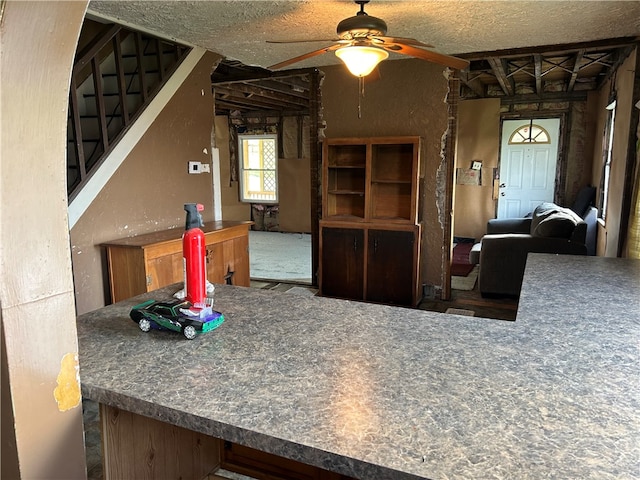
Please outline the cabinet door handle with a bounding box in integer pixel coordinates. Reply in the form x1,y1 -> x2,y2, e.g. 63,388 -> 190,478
374,238 -> 378,253
353,237 -> 358,252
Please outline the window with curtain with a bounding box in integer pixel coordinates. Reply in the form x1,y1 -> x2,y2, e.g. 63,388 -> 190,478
238,134 -> 278,204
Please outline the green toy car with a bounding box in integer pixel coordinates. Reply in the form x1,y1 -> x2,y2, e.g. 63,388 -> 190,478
129,299 -> 224,339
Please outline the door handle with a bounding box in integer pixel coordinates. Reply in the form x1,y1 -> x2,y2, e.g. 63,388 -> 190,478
499,183 -> 506,188
501,192 -> 505,196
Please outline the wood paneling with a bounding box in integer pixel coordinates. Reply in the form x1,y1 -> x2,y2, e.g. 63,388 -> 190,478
101,404 -> 221,479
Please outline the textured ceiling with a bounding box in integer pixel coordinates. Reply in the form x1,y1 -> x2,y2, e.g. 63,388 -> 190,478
88,0 -> 640,70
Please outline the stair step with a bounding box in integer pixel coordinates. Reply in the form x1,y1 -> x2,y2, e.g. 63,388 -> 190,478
68,138 -> 101,143
101,69 -> 163,77
79,114 -> 125,119
83,91 -> 142,98
120,51 -> 178,59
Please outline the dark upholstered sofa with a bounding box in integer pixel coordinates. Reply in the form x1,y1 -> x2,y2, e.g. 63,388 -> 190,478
473,202 -> 595,297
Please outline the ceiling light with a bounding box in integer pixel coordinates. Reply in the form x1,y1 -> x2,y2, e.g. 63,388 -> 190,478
335,45 -> 389,77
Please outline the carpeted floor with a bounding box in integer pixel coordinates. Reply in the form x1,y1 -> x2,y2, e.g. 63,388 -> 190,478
249,231 -> 312,283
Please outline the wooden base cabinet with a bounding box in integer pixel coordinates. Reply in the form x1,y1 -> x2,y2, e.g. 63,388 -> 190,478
366,228 -> 418,306
320,226 -> 365,300
102,221 -> 252,303
320,223 -> 421,307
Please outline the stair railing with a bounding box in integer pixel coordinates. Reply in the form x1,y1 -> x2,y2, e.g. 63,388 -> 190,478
67,23 -> 190,200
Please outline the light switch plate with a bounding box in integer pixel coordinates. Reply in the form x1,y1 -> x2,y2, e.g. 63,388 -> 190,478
188,161 -> 201,174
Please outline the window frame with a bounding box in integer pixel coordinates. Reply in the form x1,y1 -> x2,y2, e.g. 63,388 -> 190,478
599,100 -> 616,222
238,133 -> 278,204
508,123 -> 551,144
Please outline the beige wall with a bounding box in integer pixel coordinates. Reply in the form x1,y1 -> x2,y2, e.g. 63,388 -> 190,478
70,51 -> 222,315
216,115 -> 312,233
454,98 -> 501,241
215,115 -> 253,221
279,116 -> 312,233
1,2 -> 88,477
590,47 -> 638,257
564,100 -> 596,205
320,59 -> 450,289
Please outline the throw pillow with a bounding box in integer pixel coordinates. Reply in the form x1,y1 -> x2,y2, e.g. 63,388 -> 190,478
530,202 -> 560,235
533,209 -> 580,238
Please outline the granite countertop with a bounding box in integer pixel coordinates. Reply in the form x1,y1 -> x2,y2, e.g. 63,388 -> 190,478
76,254 -> 640,479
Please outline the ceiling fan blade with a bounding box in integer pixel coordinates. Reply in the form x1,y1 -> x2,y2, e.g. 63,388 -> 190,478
267,38 -> 339,44
269,44 -> 340,70
371,36 -> 433,48
382,43 -> 469,70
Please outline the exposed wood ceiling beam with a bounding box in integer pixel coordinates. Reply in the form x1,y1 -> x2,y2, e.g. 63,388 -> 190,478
543,56 -> 575,75
242,79 -> 309,100
500,91 -> 588,104
214,91 -> 285,110
507,59 -> 533,79
212,66 -> 316,84
458,37 -> 638,61
597,45 -> 635,88
215,83 -> 308,108
534,54 -> 543,95
487,57 -> 514,96
567,50 -> 585,92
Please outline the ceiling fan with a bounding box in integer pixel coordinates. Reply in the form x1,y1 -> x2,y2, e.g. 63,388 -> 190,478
268,0 -> 469,77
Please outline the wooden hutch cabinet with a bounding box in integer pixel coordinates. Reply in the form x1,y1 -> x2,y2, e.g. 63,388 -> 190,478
319,136 -> 422,307
102,221 -> 252,303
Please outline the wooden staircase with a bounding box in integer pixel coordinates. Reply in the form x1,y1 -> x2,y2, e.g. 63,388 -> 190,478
67,23 -> 191,200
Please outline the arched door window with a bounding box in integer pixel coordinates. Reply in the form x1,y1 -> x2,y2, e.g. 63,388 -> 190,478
508,124 -> 551,144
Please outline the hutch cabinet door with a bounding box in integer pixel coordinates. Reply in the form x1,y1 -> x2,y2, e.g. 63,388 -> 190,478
366,229 -> 416,306
321,227 -> 365,300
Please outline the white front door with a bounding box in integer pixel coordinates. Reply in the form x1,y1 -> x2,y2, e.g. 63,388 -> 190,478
497,118 -> 560,218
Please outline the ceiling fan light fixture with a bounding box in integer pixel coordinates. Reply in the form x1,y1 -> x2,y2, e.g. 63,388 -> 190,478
335,45 -> 388,77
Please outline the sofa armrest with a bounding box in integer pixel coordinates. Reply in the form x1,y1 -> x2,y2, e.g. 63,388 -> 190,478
487,218 -> 532,234
478,234 -> 587,297
582,206 -> 598,255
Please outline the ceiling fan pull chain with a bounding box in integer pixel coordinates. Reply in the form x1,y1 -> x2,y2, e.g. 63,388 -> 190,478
358,76 -> 365,119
